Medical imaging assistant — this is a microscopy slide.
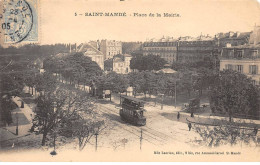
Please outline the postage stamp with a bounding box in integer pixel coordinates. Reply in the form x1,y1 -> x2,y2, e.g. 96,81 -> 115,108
0,0 -> 38,45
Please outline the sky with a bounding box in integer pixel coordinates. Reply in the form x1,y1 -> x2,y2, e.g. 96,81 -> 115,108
40,0 -> 260,44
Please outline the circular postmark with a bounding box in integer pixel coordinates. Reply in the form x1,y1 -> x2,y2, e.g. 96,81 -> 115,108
1,0 -> 33,43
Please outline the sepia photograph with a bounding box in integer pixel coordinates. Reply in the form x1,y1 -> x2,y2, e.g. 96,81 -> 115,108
0,0 -> 260,162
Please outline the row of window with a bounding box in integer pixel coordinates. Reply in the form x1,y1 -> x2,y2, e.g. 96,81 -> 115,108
178,56 -> 204,61
121,109 -> 136,116
143,53 -> 175,57
108,47 -> 121,51
226,50 -> 258,58
143,42 -> 177,47
144,47 -> 176,51
108,51 -> 120,55
225,64 -> 259,74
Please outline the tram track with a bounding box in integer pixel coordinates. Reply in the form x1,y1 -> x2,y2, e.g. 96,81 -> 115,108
99,103 -> 177,140
56,82 -> 174,145
98,103 -> 177,146
98,105 -> 162,145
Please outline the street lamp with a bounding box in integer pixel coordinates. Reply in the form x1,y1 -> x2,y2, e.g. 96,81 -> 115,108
158,93 -> 164,110
15,112 -> 19,135
121,138 -> 128,149
94,126 -> 99,152
50,101 -> 57,156
174,79 -> 180,109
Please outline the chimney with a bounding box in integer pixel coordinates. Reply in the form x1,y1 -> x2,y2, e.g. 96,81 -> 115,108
97,40 -> 101,51
236,31 -> 240,37
70,44 -> 71,53
226,43 -> 231,48
249,25 -> 260,45
229,32 -> 234,38
75,43 -> 77,52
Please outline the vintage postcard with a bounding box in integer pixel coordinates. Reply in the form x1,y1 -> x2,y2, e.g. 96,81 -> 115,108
0,0 -> 260,162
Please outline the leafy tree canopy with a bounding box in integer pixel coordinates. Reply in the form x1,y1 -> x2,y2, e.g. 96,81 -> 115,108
130,54 -> 167,71
209,69 -> 260,120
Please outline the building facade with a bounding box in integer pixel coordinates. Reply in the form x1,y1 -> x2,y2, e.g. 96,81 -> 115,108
78,43 -> 104,70
100,40 -> 122,60
178,35 -> 218,63
112,54 -> 132,74
220,45 -> 260,85
219,26 -> 260,85
143,37 -> 177,64
142,36 -> 218,64
216,31 -> 251,48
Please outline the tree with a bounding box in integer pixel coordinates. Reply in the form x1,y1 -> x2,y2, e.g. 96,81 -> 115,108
127,71 -> 158,98
193,67 -> 218,96
128,71 -> 146,96
32,85 -> 94,146
43,52 -> 102,86
34,72 -> 57,93
193,121 -> 259,147
95,72 -> 129,94
130,54 -> 167,71
177,70 -> 194,97
59,101 -> 105,151
209,70 -> 260,121
0,95 -> 16,125
69,117 -> 105,151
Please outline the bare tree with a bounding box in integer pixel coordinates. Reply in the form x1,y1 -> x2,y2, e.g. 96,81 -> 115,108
193,120 -> 259,147
70,117 -> 105,151
32,84 -> 93,146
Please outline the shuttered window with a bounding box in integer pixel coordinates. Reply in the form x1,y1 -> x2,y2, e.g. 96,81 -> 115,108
249,65 -> 258,74
237,65 -> 243,73
225,64 -> 233,70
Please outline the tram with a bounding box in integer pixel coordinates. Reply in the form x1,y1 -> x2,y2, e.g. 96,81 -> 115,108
119,95 -> 146,126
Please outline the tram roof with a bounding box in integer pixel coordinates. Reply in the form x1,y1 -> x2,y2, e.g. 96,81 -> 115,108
120,95 -> 146,104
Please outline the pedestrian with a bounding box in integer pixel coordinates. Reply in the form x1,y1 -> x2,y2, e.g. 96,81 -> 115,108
177,112 -> 180,120
188,122 -> 192,131
254,127 -> 258,136
191,112 -> 194,117
21,101 -> 24,108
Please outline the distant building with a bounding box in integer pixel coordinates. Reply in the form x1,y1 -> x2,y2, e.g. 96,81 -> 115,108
99,40 -> 122,60
219,26 -> 260,85
143,36 -> 178,64
142,35 -> 218,64
112,54 -> 132,74
88,40 -> 99,50
78,43 -> 104,70
177,35 -> 218,63
249,26 -> 260,45
122,42 -> 143,54
142,32 -> 251,65
216,31 -> 251,48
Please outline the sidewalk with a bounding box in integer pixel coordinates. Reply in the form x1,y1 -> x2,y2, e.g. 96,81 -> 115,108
0,96 -> 35,143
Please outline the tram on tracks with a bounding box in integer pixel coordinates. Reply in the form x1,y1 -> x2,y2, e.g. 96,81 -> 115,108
119,95 -> 146,126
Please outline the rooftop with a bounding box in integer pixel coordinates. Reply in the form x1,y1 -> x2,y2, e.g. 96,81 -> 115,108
78,43 -> 103,56
216,31 -> 251,39
113,54 -> 132,62
223,44 -> 260,49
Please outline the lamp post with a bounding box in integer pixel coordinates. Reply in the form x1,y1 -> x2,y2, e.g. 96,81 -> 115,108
15,112 -> 19,135
140,129 -> 143,151
50,102 -> 57,156
175,80 -> 177,109
94,127 -> 99,152
158,94 -> 164,110
161,94 -> 164,110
